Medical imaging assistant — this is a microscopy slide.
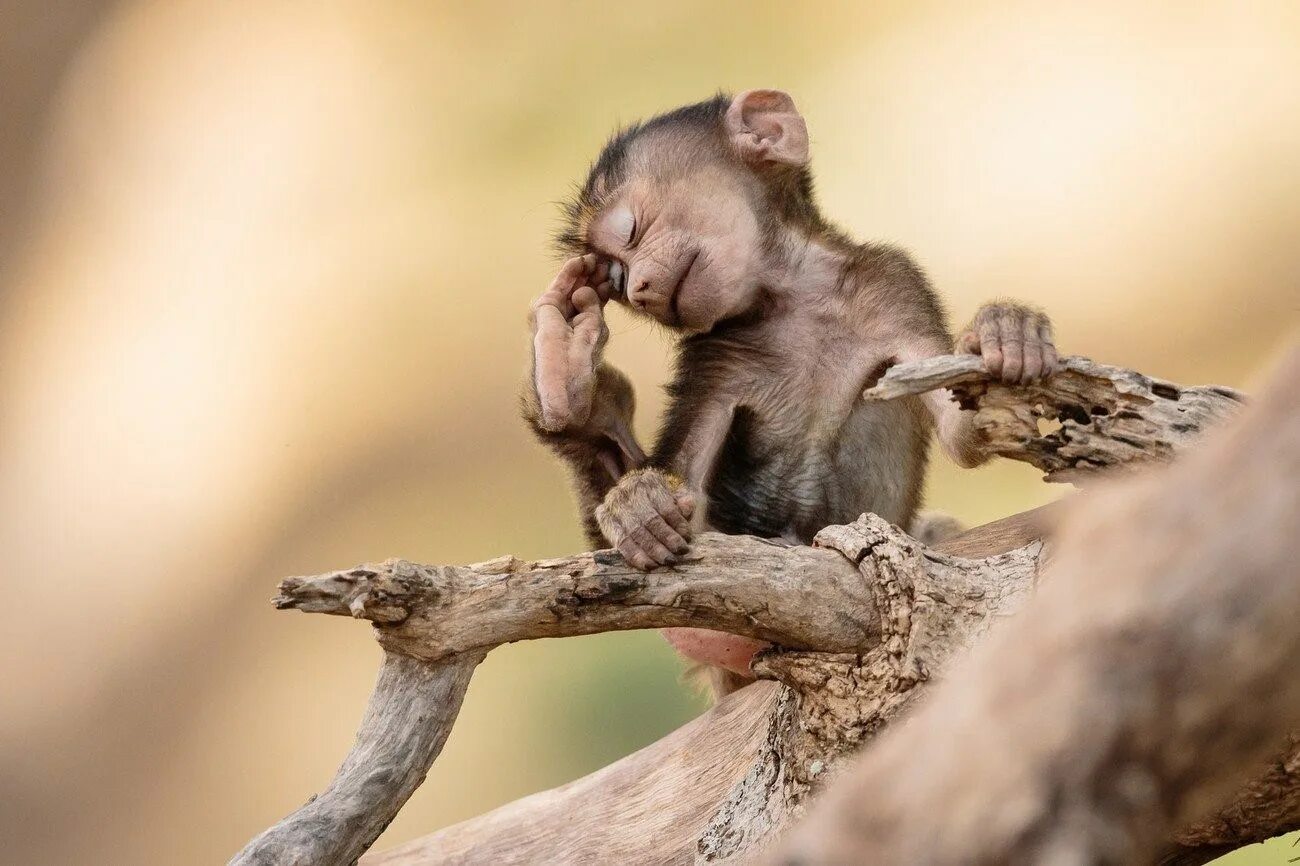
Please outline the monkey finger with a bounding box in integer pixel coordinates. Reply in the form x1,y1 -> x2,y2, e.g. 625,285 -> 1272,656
674,490 -> 697,524
628,524 -> 675,566
617,538 -> 655,571
532,287 -> 576,321
572,285 -> 604,318
545,257 -> 591,312
996,316 -> 1025,383
1038,320 -> 1059,376
644,482 -> 693,539
977,316 -> 1004,377
533,333 -> 574,430
659,500 -> 693,542
1019,316 -> 1044,383
643,513 -> 689,556
956,329 -> 981,355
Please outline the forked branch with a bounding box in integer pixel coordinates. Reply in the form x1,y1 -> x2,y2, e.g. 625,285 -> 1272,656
232,352 -> 1295,866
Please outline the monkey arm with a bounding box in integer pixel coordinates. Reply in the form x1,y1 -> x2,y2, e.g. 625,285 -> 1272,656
522,363 -> 647,547
923,387 -> 989,468
650,398 -> 737,531
891,340 -> 990,468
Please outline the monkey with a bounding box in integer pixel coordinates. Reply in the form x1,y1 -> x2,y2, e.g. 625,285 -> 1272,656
521,90 -> 1057,697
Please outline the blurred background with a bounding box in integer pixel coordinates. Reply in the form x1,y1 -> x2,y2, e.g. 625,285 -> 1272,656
1,1 -> 1297,863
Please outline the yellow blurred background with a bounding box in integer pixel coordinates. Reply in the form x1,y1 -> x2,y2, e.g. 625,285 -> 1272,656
1,2 -> 1296,863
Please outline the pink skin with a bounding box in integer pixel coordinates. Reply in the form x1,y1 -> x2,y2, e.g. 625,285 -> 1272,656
661,628 -> 768,677
585,166 -> 765,335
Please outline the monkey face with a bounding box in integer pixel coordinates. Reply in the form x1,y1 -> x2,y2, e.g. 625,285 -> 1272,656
586,163 -> 766,333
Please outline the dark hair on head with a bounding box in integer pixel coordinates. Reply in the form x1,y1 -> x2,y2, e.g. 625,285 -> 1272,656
553,92 -> 824,257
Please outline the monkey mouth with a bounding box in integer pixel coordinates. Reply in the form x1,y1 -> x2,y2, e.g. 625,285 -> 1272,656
667,250 -> 699,326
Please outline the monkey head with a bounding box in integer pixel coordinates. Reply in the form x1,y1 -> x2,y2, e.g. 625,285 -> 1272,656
556,90 -> 819,333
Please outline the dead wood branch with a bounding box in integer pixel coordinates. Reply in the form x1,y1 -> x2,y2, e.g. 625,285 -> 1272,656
773,346 -> 1300,865
231,651 -> 484,866
865,354 -> 1245,481
364,509 -> 1051,866
271,537 -> 880,660
234,353 -> 1289,866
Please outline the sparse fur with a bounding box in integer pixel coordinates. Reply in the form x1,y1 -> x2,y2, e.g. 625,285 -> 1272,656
525,90 -> 1057,700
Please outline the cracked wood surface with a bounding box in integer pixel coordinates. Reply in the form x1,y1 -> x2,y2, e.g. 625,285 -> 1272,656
773,346 -> 1300,865
362,510 -> 1049,866
274,535 -> 879,660
235,353 -> 1293,866
865,354 -> 1245,481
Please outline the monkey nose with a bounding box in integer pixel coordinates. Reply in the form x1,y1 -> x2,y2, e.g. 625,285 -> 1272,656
628,281 -> 650,308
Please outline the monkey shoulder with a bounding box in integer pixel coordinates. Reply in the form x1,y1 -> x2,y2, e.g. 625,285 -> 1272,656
836,242 -> 951,345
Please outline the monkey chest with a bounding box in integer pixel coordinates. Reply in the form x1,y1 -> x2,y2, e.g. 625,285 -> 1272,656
707,354 -> 918,540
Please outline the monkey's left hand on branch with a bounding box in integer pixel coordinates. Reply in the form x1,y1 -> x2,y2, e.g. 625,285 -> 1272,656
595,468 -> 696,570
956,302 -> 1058,384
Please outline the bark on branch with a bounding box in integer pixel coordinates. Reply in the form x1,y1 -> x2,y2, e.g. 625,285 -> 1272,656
232,352 -> 1296,866
865,354 -> 1245,481
773,346 -> 1300,865
272,537 -> 881,661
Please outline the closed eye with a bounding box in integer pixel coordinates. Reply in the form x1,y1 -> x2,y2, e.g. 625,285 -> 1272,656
608,206 -> 637,249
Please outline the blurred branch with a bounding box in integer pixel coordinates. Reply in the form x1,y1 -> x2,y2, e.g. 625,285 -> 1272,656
231,651 -> 483,866
233,354 -> 1292,866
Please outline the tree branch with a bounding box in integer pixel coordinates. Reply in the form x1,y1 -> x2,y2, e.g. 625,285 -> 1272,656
273,535 -> 879,661
865,354 -> 1245,481
773,346 -> 1300,865
231,651 -> 484,866
234,353 -> 1287,866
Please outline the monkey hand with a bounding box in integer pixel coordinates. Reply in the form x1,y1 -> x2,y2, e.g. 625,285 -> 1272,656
956,302 -> 1058,384
595,469 -> 695,570
528,254 -> 613,432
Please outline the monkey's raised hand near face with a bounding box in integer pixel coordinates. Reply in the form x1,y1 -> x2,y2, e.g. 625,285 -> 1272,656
528,253 -> 612,433
522,255 -> 648,546
957,302 -> 1058,384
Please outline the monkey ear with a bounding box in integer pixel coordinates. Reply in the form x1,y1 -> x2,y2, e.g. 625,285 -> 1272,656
725,89 -> 809,166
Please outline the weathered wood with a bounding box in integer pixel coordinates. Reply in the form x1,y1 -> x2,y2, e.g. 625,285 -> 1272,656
237,353 -> 1286,866
367,681 -> 784,866
230,651 -> 483,866
361,512 -> 1048,866
274,535 -> 879,660
865,354 -> 1245,481
1159,735 -> 1300,865
772,347 -> 1300,865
